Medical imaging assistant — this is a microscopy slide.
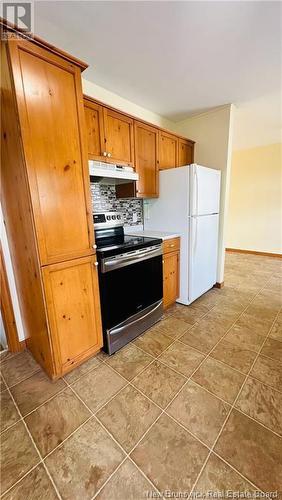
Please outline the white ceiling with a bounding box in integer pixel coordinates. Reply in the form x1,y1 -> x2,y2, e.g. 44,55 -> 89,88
33,1 -> 281,123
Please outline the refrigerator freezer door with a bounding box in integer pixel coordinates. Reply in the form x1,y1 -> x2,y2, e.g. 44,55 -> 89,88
190,164 -> 221,216
188,214 -> 219,304
144,166 -> 190,232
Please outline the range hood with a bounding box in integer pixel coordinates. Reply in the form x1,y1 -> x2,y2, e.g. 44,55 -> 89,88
89,161 -> 139,185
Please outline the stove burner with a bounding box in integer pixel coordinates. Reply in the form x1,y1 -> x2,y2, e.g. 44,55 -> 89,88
93,212 -> 162,258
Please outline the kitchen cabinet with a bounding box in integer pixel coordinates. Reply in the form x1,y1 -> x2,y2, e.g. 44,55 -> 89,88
9,37 -> 94,266
134,121 -> 159,198
84,100 -> 105,161
1,25 -> 103,379
84,96 -> 195,197
163,238 -> 180,308
178,138 -> 194,166
43,256 -> 102,372
159,131 -> 178,170
103,108 -> 134,166
84,98 -> 134,166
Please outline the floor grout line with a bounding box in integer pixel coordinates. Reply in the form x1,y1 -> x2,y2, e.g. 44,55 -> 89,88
117,296 -> 229,385
106,355 -> 282,441
61,357 -> 104,384
247,372 -> 282,395
1,258 -> 280,498
188,275 -> 281,497
1,366 -> 42,390
0,379 -> 62,500
0,381 -> 73,436
64,379 -> 163,500
79,285 -> 277,496
0,463 -> 41,499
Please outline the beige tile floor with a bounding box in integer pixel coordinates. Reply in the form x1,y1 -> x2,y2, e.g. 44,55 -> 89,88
0,252 -> 281,499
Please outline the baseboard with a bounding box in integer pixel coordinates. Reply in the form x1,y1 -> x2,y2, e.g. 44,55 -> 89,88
214,282 -> 224,289
226,248 -> 282,259
19,339 -> 26,351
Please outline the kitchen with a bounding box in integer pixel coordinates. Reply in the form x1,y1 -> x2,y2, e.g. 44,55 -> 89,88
1,4 -> 281,500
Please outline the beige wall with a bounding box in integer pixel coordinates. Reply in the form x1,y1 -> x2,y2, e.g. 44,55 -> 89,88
227,143 -> 282,254
0,205 -> 25,341
175,105 -> 234,283
82,78 -> 176,131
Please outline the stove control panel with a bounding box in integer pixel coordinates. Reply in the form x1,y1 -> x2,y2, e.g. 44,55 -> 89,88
93,212 -> 124,228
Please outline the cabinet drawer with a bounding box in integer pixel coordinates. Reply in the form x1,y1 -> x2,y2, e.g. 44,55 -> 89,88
163,237 -> 180,255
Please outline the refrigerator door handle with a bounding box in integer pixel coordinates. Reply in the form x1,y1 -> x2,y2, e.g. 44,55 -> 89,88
193,216 -> 198,254
194,168 -> 199,216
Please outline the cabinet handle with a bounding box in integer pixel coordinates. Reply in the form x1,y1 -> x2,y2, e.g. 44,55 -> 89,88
107,152 -> 112,158
93,244 -> 97,249
170,244 -> 175,247
103,151 -> 107,156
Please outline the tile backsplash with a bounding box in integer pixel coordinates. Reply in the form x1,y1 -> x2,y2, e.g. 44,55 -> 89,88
90,183 -> 143,226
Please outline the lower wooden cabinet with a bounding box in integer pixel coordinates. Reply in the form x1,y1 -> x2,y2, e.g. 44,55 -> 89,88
163,238 -> 180,308
42,256 -> 103,375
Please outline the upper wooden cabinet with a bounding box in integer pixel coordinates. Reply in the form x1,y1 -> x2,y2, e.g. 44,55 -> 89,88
83,96 -> 195,196
159,131 -> 178,170
178,138 -> 194,167
103,108 -> 134,166
84,100 -> 105,161
134,121 -> 159,198
84,98 -> 134,166
9,39 -> 94,266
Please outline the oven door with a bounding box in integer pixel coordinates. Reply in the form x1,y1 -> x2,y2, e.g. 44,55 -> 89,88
98,247 -> 163,333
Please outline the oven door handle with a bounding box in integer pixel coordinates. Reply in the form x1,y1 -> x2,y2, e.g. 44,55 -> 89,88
101,245 -> 162,272
109,301 -> 163,337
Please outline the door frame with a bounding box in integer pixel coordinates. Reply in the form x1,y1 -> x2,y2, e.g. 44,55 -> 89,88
0,245 -> 23,352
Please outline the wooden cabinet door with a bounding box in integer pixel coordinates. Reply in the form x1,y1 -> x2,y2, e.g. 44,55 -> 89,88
134,121 -> 159,198
178,138 -> 194,167
103,108 -> 134,166
163,251 -> 179,308
84,100 -> 106,160
43,256 -> 103,374
8,39 -> 93,265
159,131 -> 178,170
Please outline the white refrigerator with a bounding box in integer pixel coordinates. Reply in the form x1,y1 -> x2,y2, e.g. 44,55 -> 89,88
144,164 -> 221,305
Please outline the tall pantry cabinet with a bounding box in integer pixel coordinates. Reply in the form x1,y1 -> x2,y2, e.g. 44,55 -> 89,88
1,28 -> 103,378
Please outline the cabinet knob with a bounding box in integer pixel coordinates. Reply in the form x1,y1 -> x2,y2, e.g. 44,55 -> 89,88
93,244 -> 97,249
94,262 -> 99,267
136,189 -> 139,193
103,151 -> 107,156
107,152 -> 112,158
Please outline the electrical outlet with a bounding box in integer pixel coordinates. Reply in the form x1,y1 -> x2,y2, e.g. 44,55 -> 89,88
132,213 -> 138,223
144,202 -> 150,220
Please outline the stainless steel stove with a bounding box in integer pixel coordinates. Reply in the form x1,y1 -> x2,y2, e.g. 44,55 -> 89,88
94,212 -> 163,354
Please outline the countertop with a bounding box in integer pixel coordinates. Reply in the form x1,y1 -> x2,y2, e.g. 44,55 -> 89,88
124,230 -> 181,241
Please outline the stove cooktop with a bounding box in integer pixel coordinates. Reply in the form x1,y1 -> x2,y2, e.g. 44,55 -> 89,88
96,234 -> 163,258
